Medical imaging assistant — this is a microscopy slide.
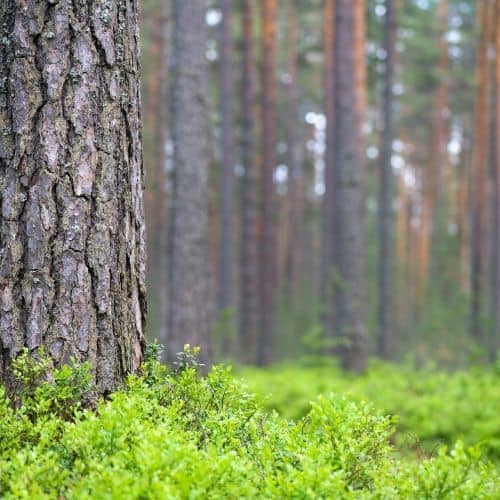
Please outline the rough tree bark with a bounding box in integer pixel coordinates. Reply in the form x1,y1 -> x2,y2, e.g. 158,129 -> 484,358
0,0 -> 147,393
239,0 -> 259,363
257,0 -> 278,367
218,0 -> 236,317
470,0 -> 491,342
167,0 -> 211,362
377,0 -> 396,359
332,0 -> 367,372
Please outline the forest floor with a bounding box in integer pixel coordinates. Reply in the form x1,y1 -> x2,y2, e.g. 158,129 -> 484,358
1,354 -> 499,497
238,358 -> 500,462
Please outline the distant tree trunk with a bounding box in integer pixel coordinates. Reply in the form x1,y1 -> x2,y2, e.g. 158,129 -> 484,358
257,0 -> 278,366
239,0 -> 259,364
457,142 -> 470,291
418,0 -> 449,307
377,0 -> 396,359
0,0 -> 146,393
168,0 -> 212,362
218,0 -> 236,318
491,0 -> 500,359
285,0 -> 301,305
321,0 -> 336,337
395,169 -> 409,332
470,0 -> 491,341
353,0 -> 366,133
145,0 -> 169,348
332,0 -> 367,372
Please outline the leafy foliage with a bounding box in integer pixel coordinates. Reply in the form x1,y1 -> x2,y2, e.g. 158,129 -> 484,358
0,353 -> 498,498
239,359 -> 500,461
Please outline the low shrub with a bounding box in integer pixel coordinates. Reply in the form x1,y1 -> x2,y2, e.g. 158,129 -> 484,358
239,359 -> 500,461
0,351 -> 498,498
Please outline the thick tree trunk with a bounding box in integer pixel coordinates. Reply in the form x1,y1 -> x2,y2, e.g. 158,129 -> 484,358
332,0 -> 367,372
491,0 -> 500,360
377,0 -> 396,359
239,0 -> 259,364
167,0 -> 212,363
0,0 -> 146,393
257,0 -> 278,366
321,0 -> 335,338
470,0 -> 491,342
218,0 -> 236,317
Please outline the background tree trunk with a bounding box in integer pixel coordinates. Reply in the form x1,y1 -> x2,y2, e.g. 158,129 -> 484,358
418,0 -> 449,306
377,0 -> 396,359
333,0 -> 367,372
470,0 -> 491,342
144,0 -> 169,348
490,0 -> 500,360
168,0 -> 212,363
257,0 -> 278,366
285,0 -> 301,306
321,0 -> 335,339
218,0 -> 236,318
239,0 -> 259,364
0,0 -> 146,393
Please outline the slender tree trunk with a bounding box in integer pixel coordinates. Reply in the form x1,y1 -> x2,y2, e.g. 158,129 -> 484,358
332,0 -> 367,372
491,0 -> 500,360
239,0 -> 259,362
470,0 -> 491,342
168,0 -> 212,363
377,0 -> 396,359
457,141 -> 470,291
0,0 -> 147,393
353,0 -> 366,133
416,0 -> 449,311
145,0 -> 169,348
257,0 -> 278,366
395,169 -> 408,332
285,0 -> 301,305
218,0 -> 236,318
321,0 -> 336,338
239,0 -> 259,364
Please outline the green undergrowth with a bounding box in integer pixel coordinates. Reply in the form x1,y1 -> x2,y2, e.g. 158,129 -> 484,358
0,349 -> 498,499
238,358 -> 500,462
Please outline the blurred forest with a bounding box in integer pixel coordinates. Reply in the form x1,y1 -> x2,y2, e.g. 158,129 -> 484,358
140,0 -> 499,369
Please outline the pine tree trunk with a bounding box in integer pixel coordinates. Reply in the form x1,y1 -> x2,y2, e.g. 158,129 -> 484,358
333,0 -> 367,372
285,0 -> 300,306
167,0 -> 212,363
457,143 -> 470,291
490,0 -> 500,360
419,0 -> 449,303
144,0 -> 168,348
470,0 -> 491,342
257,0 -> 278,366
377,0 -> 396,359
321,0 -> 335,338
218,0 -> 236,317
353,0 -> 366,134
239,0 -> 259,364
0,0 -> 146,393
